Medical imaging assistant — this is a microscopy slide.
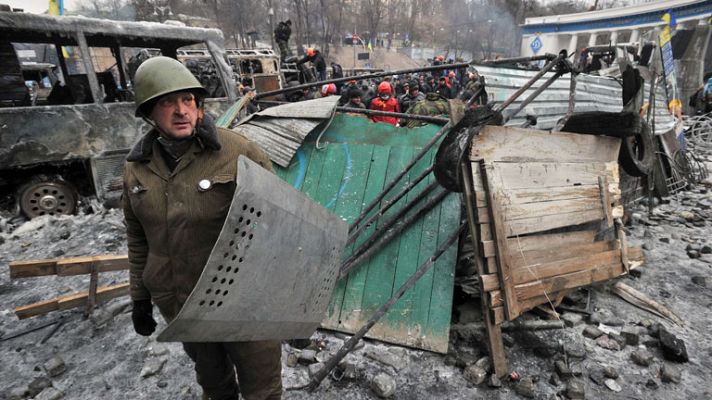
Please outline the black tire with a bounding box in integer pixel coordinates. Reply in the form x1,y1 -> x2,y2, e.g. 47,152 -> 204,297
618,120 -> 655,177
560,111 -> 640,138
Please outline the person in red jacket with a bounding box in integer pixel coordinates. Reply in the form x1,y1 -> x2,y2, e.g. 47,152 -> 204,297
369,81 -> 400,125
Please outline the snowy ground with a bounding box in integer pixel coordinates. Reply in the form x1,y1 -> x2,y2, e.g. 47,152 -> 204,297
1,181 -> 711,399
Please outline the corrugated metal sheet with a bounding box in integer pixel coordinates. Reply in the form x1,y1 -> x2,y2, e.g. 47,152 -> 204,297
477,66 -> 675,135
234,97 -> 340,167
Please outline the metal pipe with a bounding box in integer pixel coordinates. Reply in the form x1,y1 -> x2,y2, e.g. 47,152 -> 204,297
338,107 -> 449,124
257,101 -> 450,124
256,62 -> 470,99
348,123 -> 450,230
504,71 -> 564,122
494,53 -> 564,113
340,189 -> 450,278
301,223 -> 465,391
347,175 -> 437,246
480,53 -> 557,65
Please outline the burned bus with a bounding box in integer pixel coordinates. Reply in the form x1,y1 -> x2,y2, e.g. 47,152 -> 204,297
0,11 -> 238,218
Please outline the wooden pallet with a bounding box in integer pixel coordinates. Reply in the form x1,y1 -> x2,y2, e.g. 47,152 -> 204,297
463,126 -> 645,377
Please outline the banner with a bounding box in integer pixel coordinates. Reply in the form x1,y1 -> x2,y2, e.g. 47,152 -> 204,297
658,10 -> 680,116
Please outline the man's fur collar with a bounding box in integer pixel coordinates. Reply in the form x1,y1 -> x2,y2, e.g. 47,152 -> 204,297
127,113 -> 221,162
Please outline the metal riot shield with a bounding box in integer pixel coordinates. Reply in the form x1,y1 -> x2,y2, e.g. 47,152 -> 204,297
157,156 -> 348,342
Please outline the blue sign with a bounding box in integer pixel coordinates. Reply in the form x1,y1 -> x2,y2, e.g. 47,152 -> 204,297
530,36 -> 543,54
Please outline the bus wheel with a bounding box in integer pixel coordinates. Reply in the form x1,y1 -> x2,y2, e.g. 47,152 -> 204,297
18,176 -> 78,218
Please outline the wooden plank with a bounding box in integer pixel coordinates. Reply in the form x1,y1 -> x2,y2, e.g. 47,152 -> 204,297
502,185 -> 603,205
55,255 -> 129,276
424,191 -> 459,351
480,274 -> 500,292
15,283 -> 129,319
9,259 -> 58,279
502,196 -> 604,222
500,230 -> 597,253
322,144 -> 375,327
494,161 -> 619,190
512,249 -> 623,286
481,161 -> 520,320
598,176 -> 614,228
470,125 -> 622,163
515,262 -> 625,302
15,298 -> 58,320
506,207 -> 604,237
489,290 -> 503,307
509,240 -> 620,269
57,283 -> 129,310
337,146 -> 390,326
491,307 -> 505,325
461,161 -> 508,377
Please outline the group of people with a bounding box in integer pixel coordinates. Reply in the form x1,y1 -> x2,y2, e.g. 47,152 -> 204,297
283,65 -> 487,128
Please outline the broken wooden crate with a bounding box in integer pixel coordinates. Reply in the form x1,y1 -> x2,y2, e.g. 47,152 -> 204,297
461,126 -> 644,376
9,255 -> 128,319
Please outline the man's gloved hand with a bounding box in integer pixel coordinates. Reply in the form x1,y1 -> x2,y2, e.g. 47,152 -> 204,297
131,299 -> 157,336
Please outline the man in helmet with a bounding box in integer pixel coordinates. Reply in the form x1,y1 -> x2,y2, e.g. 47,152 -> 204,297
369,81 -> 400,125
296,47 -> 327,81
123,56 -> 282,400
320,83 -> 337,97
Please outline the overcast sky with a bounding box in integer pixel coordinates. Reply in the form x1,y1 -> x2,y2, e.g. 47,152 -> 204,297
4,0 -> 80,14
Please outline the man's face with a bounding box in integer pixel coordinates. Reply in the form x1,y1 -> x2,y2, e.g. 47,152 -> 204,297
350,97 -> 361,105
150,91 -> 199,139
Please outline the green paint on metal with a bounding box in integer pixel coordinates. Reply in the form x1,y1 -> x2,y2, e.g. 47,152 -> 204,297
275,114 -> 457,353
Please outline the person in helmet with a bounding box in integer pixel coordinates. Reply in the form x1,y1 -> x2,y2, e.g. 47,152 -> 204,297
123,56 -> 281,400
320,83 -> 337,97
296,47 -> 327,81
369,81 -> 400,125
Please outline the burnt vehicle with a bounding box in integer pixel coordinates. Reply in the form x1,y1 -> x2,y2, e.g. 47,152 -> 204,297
0,11 -> 237,218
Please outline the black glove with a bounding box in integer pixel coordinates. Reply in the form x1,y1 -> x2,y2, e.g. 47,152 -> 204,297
131,299 -> 157,336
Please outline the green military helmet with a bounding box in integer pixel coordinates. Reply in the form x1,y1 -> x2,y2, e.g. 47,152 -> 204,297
133,56 -> 207,117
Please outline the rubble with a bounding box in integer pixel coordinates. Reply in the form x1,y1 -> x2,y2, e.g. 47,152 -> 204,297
565,378 -> 586,399
370,372 -> 396,398
658,328 -> 689,363
514,376 -> 536,398
661,363 -> 682,384
463,364 -> 488,385
631,348 -> 655,367
43,355 -> 66,377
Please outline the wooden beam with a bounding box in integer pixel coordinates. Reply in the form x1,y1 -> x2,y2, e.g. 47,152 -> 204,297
58,283 -> 129,311
509,240 -> 620,270
470,125 -> 622,164
511,249 -> 623,286
10,255 -> 128,279
56,255 -> 129,276
460,162 -> 508,378
598,176 -> 614,228
480,161 -> 520,320
514,262 -> 624,302
506,208 -> 604,237
15,283 -> 129,319
480,274 -> 500,292
9,259 -> 59,279
494,161 -> 619,190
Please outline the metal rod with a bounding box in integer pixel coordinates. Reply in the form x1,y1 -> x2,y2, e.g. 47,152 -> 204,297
504,71 -> 564,123
349,123 -> 451,229
303,223 -> 465,391
0,318 -> 61,342
340,189 -> 450,278
347,175 -> 437,245
480,53 -> 557,65
257,101 -> 450,124
494,53 -> 564,113
338,107 -> 449,124
256,62 -> 470,99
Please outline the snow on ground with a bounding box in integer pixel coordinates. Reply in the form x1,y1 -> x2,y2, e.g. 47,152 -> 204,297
1,182 -> 711,399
